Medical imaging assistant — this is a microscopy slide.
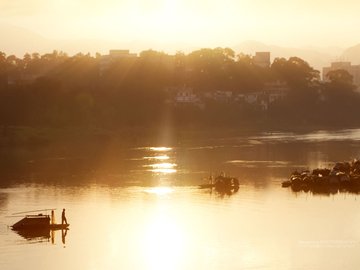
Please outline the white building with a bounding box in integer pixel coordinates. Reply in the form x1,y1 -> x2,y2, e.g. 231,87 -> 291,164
204,90 -> 233,102
263,81 -> 289,102
238,81 -> 289,111
175,86 -> 200,104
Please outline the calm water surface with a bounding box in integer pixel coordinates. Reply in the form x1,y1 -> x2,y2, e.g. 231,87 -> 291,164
1,129 -> 360,270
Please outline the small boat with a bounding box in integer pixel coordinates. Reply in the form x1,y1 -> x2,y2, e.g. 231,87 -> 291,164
11,209 -> 69,231
199,173 -> 239,192
12,214 -> 69,230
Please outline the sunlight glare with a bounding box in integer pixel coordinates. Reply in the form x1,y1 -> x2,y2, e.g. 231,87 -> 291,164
145,163 -> 177,174
149,163 -> 176,169
151,168 -> 177,173
149,147 -> 172,152
141,213 -> 186,270
144,187 -> 174,195
143,155 -> 170,161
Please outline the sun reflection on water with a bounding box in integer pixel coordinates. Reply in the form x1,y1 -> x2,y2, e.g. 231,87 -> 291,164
143,155 -> 170,161
149,147 -> 172,152
145,163 -> 177,174
144,187 -> 174,195
151,168 -> 177,173
141,211 -> 186,270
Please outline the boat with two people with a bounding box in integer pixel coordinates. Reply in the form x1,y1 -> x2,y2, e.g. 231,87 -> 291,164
11,208 -> 70,232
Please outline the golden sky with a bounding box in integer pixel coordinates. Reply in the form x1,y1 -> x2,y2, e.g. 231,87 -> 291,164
0,0 -> 359,49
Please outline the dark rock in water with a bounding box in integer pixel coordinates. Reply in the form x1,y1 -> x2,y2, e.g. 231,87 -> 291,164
281,180 -> 291,187
312,168 -> 330,177
282,158 -> 360,194
334,162 -> 351,174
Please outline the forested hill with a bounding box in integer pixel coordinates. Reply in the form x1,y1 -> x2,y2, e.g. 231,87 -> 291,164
0,48 -> 360,130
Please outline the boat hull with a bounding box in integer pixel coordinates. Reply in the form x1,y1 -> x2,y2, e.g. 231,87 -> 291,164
12,224 -> 69,231
12,215 -> 69,230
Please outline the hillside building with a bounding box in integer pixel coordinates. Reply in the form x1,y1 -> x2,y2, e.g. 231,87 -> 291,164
237,80 -> 289,111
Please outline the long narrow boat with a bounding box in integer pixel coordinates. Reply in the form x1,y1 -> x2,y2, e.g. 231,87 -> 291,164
11,214 -> 69,231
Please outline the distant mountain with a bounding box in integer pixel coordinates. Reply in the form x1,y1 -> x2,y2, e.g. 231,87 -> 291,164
2,23 -> 358,71
0,23 -> 53,56
341,44 -> 360,64
233,41 -> 341,71
0,23 -> 196,57
0,23 -> 133,56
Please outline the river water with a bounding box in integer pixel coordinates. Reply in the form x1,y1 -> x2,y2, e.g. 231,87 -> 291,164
1,128 -> 360,270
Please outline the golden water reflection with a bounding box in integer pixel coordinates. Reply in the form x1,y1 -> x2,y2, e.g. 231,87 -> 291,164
145,163 -> 177,174
3,131 -> 360,269
141,208 -> 186,270
149,147 -> 172,152
143,155 -> 170,161
144,187 -> 174,195
139,147 -> 177,174
2,185 -> 360,270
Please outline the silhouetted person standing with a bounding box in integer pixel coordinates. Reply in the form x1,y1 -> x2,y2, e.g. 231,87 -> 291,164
61,208 -> 67,225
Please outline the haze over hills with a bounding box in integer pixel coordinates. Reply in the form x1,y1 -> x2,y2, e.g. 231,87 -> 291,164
0,23 -> 51,55
0,23 -> 359,72
0,23 -> 133,56
0,23 -> 197,56
342,44 -> 360,65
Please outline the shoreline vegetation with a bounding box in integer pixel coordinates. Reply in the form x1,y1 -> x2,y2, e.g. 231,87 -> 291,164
1,47 -> 360,146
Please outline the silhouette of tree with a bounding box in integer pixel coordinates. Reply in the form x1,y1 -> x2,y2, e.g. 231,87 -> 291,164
271,57 -> 319,89
0,52 -> 7,88
326,69 -> 354,87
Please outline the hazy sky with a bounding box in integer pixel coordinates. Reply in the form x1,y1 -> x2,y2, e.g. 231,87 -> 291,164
0,0 -> 359,49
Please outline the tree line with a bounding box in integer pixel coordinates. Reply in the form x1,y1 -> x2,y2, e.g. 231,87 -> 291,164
0,48 -> 359,129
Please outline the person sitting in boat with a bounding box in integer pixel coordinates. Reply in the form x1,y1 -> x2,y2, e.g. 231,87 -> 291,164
61,209 -> 68,225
